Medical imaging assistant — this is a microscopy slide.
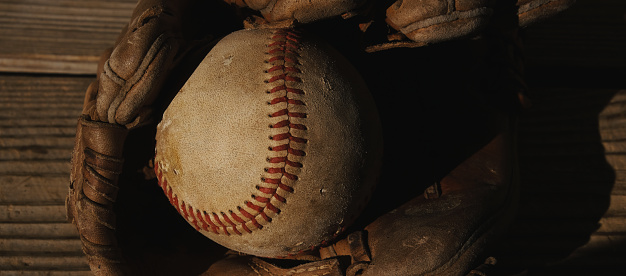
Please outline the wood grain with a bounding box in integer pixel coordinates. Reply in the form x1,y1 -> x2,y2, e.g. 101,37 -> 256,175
0,75 -> 91,273
0,0 -> 135,74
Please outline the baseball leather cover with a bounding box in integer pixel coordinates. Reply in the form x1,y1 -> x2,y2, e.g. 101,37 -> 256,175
154,28 -> 382,258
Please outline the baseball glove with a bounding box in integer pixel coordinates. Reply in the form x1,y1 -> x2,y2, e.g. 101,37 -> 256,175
226,0 -> 575,52
67,0 -> 572,275
66,0 -> 242,274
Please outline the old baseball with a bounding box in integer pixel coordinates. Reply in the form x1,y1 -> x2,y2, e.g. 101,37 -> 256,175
154,28 -> 382,257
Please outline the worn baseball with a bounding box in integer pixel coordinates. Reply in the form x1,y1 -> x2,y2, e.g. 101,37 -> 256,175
154,28 -> 382,258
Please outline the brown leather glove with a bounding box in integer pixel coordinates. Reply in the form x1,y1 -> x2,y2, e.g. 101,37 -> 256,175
82,0 -> 206,128
67,115 -> 130,274
68,0 -> 571,275
225,0 -> 574,51
67,1 -> 242,275
223,0 -> 367,24
517,0 -> 576,26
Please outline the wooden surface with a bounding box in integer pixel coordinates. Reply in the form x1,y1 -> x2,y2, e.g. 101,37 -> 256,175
491,1 -> 626,274
493,87 -> 626,275
0,0 -> 135,274
0,76 -> 98,275
0,0 -> 135,74
1,0 -> 625,275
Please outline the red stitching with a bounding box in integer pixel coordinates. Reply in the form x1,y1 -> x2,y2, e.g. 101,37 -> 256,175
254,196 -> 271,204
267,73 -> 301,83
188,205 -> 201,230
202,211 -> 220,234
222,212 -> 242,235
271,120 -> 306,129
268,41 -> 298,49
265,203 -> 280,214
154,29 -> 319,254
279,183 -> 294,193
273,193 -> 286,203
269,96 -> 305,105
267,156 -> 303,167
269,85 -> 304,94
267,65 -> 300,73
246,201 -> 263,212
212,212 -> 230,236
195,210 -> 210,232
268,56 -> 299,64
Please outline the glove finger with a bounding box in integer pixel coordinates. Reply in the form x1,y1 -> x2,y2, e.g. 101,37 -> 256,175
82,47 -> 113,120
385,0 -> 494,44
111,32 -> 178,126
224,0 -> 269,10
518,0 -> 576,26
96,2 -> 184,126
68,116 -> 131,275
227,0 -> 366,24
97,0 -> 241,127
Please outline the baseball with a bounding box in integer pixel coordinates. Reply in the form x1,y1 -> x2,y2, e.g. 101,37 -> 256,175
154,28 -> 382,258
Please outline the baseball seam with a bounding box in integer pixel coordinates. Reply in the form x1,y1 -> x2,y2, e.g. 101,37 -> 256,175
155,29 -> 307,240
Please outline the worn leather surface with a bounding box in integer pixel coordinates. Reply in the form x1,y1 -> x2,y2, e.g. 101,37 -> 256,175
224,0 -> 367,23
206,255 -> 346,276
81,0 -> 241,128
227,0 -> 575,49
518,0 -> 576,26
385,0 -> 495,44
67,116 -> 130,275
361,116 -> 518,276
382,0 -> 574,44
354,5 -> 524,275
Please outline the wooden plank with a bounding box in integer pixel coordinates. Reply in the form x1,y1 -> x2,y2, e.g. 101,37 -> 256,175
0,223 -> 78,238
0,272 -> 91,276
0,137 -> 75,149
0,126 -> 76,137
0,118 -> 79,128
0,73 -> 92,273
0,56 -> 99,75
0,148 -> 73,161
0,239 -> 82,253
0,176 -> 68,205
611,170 -> 626,196
596,216 -> 626,234
604,155 -> 626,171
0,108 -> 82,119
600,126 -> 626,142
599,90 -> 626,181
0,205 -> 67,223
604,195 -> 626,217
0,75 -> 88,184
0,0 -> 136,74
0,160 -> 72,175
0,256 -> 88,271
